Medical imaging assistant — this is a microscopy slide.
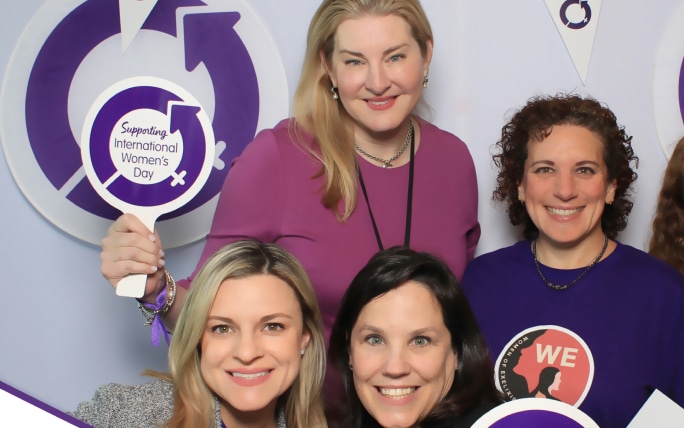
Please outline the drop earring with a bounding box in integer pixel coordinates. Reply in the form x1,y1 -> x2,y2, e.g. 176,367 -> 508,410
422,76 -> 429,88
331,86 -> 339,100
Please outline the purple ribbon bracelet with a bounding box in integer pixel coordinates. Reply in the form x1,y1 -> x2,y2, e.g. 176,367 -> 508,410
136,270 -> 176,347
139,287 -> 171,347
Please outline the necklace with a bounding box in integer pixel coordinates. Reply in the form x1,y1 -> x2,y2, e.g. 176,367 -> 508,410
532,234 -> 608,291
355,119 -> 414,168
357,121 -> 415,251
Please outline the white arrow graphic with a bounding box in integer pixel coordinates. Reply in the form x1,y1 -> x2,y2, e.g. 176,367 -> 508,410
119,0 -> 159,52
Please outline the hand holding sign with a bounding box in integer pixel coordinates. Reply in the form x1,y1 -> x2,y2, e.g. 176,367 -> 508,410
81,77 -> 215,298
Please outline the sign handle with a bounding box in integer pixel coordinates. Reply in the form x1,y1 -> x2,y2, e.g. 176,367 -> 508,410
115,212 -> 158,298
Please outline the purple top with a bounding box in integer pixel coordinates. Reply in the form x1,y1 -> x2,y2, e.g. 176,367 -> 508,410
180,117 -> 480,340
461,240 -> 684,428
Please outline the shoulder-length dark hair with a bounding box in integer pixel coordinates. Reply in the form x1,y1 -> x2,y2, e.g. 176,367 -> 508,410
329,247 -> 502,427
649,136 -> 684,275
529,367 -> 561,400
493,93 -> 639,240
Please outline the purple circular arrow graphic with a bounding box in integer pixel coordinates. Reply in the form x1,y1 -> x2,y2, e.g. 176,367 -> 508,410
560,0 -> 591,30
170,11 -> 259,220
25,0 -> 258,220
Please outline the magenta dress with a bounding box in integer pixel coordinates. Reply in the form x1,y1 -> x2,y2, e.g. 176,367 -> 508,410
178,117 -> 479,418
179,117 -> 480,341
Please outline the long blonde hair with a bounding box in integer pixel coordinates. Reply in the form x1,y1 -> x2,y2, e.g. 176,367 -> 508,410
163,240 -> 327,428
292,0 -> 433,221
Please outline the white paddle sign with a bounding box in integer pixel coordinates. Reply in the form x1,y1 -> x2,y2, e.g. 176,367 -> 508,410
81,76 -> 215,297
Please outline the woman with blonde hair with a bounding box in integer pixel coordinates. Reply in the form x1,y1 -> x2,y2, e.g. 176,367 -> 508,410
71,240 -> 327,428
101,1 -> 478,422
649,136 -> 684,276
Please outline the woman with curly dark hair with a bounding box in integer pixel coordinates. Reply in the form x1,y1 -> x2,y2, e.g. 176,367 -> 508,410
461,94 -> 684,428
649,136 -> 684,276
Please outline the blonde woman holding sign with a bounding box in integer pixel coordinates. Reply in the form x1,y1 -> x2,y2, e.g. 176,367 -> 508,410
101,2 -> 479,422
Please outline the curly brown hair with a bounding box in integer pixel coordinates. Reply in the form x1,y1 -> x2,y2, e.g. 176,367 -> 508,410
649,136 -> 684,276
492,94 -> 639,240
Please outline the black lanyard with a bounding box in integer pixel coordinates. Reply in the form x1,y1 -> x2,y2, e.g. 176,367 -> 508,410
357,129 -> 415,251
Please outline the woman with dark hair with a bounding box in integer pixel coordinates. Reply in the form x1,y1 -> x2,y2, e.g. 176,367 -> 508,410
528,367 -> 561,400
462,93 -> 684,427
649,135 -> 684,276
329,247 -> 503,428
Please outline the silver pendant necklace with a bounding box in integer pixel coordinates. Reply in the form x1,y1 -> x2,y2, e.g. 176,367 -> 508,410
355,119 -> 414,168
532,234 -> 608,291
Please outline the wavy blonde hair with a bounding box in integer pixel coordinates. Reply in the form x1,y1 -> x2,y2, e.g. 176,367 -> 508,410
649,136 -> 684,276
292,0 -> 433,220
162,240 -> 327,428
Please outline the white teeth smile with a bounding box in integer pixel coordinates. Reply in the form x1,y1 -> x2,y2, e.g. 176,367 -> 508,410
547,207 -> 581,216
368,99 -> 391,106
231,371 -> 269,379
379,387 -> 416,399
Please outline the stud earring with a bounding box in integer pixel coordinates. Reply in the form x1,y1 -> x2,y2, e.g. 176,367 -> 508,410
300,348 -> 305,356
331,86 -> 339,100
422,76 -> 429,88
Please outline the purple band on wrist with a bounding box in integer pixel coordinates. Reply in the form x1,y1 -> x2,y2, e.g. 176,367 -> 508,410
141,286 -> 171,347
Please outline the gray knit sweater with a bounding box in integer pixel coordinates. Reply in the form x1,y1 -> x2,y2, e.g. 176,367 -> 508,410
68,378 -> 287,428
